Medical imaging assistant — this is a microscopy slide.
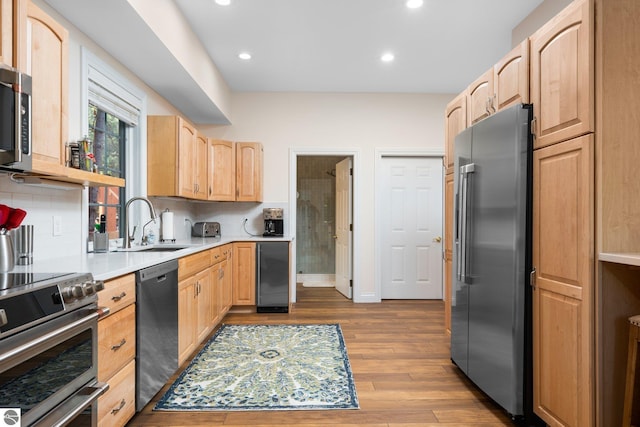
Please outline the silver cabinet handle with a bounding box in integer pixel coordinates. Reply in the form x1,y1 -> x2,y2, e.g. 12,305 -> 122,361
111,338 -> 126,351
111,398 -> 126,415
111,292 -> 126,302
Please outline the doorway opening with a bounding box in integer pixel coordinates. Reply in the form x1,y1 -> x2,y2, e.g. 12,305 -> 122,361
289,149 -> 358,303
296,156 -> 345,288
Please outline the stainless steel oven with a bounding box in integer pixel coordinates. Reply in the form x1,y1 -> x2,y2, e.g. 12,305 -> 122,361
0,272 -> 109,426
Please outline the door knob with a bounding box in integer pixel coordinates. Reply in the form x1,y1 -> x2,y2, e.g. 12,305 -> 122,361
433,236 -> 442,243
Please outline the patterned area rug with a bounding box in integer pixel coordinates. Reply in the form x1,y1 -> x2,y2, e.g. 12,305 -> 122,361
154,324 -> 359,411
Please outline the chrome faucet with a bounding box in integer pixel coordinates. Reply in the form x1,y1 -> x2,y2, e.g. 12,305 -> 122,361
124,197 -> 157,248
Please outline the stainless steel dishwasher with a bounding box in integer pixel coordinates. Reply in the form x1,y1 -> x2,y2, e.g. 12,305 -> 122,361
135,259 -> 179,411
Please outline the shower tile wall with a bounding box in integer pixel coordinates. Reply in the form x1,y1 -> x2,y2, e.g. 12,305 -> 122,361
297,156 -> 344,275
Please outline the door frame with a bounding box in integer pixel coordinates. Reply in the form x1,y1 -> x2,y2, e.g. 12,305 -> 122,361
374,149 -> 445,299
289,148 -> 360,303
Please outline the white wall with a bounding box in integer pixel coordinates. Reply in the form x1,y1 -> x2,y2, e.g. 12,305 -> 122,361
201,92 -> 453,302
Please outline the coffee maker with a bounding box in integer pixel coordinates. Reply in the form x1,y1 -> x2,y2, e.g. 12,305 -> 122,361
263,208 -> 284,237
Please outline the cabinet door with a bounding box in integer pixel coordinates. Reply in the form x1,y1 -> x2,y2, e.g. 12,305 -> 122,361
444,173 -> 454,333
194,133 -> 208,200
177,118 -> 196,198
209,139 -> 236,201
494,39 -> 529,112
178,277 -> 197,366
533,135 -> 593,427
24,1 -> 68,165
467,68 -> 494,125
236,142 -> 263,202
530,0 -> 593,149
195,269 -> 211,343
220,258 -> 232,314
0,0 -> 13,67
210,264 -> 220,326
444,92 -> 466,174
233,242 -> 256,305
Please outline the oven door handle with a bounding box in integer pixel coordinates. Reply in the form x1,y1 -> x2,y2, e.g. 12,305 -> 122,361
32,381 -> 109,427
0,309 -> 104,367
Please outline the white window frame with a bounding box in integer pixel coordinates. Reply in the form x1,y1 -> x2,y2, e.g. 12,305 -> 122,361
80,47 -> 147,250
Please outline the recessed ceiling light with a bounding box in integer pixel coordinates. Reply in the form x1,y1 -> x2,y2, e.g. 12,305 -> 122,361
381,53 -> 395,63
238,52 -> 252,60
406,0 -> 423,9
215,0 -> 231,6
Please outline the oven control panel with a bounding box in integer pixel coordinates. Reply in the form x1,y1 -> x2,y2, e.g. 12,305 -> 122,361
61,279 -> 104,303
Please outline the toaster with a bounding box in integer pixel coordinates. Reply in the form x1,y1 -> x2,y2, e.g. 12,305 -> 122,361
192,222 -> 220,237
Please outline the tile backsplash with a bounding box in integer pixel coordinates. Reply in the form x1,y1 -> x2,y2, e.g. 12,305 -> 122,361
0,175 -> 84,261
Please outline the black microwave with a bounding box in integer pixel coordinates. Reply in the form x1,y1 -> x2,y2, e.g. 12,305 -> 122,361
0,66 -> 31,172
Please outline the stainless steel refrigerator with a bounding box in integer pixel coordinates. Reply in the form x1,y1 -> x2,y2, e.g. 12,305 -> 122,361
451,103 -> 535,420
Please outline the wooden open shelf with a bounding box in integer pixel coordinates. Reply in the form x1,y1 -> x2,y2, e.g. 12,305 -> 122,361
599,253 -> 640,268
31,159 -> 125,187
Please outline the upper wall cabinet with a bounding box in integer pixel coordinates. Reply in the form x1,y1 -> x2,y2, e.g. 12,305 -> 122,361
530,0 -> 593,149
236,142 -> 263,202
0,0 -> 14,66
467,68 -> 494,126
444,92 -> 466,174
494,40 -> 529,112
208,139 -> 236,201
23,1 -> 67,166
148,115 -> 207,200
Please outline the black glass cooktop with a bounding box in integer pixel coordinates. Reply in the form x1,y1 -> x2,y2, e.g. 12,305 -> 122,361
0,272 -> 73,291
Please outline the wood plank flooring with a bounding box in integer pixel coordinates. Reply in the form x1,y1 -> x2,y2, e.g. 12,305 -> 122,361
127,285 -> 516,426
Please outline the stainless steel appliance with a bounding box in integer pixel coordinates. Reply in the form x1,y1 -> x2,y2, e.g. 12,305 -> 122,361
452,103 -> 538,423
0,272 -> 109,426
262,208 -> 283,237
135,260 -> 178,411
0,66 -> 32,172
191,221 -> 220,237
256,242 -> 289,313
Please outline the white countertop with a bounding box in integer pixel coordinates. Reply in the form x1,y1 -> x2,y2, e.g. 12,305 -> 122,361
9,235 -> 293,281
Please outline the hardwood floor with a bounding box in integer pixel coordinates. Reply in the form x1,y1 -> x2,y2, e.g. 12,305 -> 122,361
128,285 -> 515,426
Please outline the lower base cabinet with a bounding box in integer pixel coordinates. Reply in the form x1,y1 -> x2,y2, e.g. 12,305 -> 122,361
97,274 -> 136,427
98,360 -> 136,426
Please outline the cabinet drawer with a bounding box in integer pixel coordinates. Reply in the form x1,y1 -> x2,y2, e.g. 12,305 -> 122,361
98,359 -> 135,427
98,304 -> 135,382
98,274 -> 135,316
220,244 -> 231,261
179,250 -> 211,280
210,246 -> 222,264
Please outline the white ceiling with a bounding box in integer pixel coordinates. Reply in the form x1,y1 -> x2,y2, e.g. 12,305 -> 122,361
43,0 -> 544,123
173,0 -> 543,93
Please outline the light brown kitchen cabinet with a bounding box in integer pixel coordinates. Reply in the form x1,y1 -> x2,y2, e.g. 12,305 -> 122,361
22,1 -> 67,166
211,244 -> 232,324
444,92 -> 466,174
493,39 -> 529,112
97,273 -> 136,427
530,0 -> 593,149
0,0 -> 14,67
532,134 -> 593,427
194,133 -> 208,199
148,115 -> 207,200
444,173 -> 454,334
466,68 -> 493,126
178,250 -> 212,365
233,241 -> 256,306
220,245 -> 233,314
177,275 -> 197,366
236,142 -> 263,202
209,139 -> 236,201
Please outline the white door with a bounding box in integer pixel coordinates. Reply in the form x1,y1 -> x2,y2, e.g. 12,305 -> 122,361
335,157 -> 353,299
380,157 -> 443,299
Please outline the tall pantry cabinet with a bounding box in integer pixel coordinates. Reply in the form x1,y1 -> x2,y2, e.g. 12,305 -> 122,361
529,1 -> 594,426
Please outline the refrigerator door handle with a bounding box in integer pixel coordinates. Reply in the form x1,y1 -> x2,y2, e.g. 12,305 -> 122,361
459,164 -> 475,283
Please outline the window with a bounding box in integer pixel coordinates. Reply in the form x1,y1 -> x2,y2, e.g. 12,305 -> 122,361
87,106 -> 126,240
82,47 -> 146,250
